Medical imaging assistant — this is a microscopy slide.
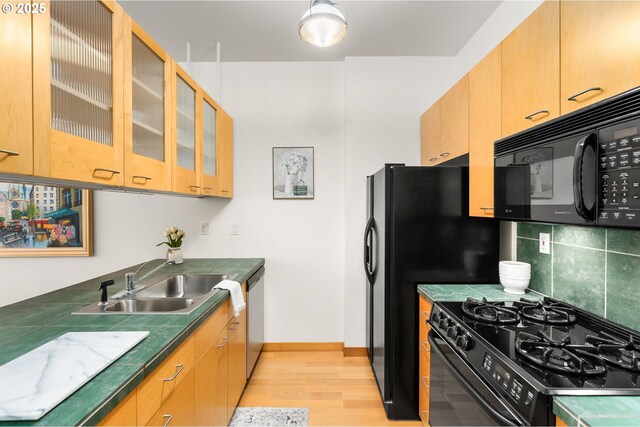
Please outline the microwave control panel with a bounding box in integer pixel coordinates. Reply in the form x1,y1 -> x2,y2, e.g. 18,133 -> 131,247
598,135 -> 640,227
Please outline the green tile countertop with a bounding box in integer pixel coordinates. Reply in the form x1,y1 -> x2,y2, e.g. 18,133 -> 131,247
417,284 -> 640,425
0,258 -> 264,426
417,284 -> 545,303
554,396 -> 640,426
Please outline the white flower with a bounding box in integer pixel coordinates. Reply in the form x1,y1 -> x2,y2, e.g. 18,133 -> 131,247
177,230 -> 184,238
163,229 -> 170,237
170,226 -> 178,233
278,152 -> 308,176
170,233 -> 177,240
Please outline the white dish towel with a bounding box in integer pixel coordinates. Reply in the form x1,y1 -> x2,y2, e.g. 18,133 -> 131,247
214,280 -> 246,317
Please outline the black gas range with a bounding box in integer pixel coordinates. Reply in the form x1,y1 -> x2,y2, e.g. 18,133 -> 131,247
428,297 -> 640,426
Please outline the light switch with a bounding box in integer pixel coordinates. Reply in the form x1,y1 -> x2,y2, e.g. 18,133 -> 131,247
539,233 -> 550,254
200,222 -> 209,235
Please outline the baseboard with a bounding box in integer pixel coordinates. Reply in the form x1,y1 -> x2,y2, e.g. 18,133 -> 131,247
343,347 -> 368,357
262,342 -> 344,352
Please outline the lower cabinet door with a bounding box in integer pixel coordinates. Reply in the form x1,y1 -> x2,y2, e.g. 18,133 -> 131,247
195,328 -> 229,426
146,368 -> 195,427
227,310 -> 247,418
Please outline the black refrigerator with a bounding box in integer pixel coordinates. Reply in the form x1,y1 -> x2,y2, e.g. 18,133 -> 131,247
364,164 -> 500,420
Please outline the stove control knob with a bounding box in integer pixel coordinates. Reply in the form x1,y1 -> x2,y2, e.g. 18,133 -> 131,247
431,311 -> 441,324
446,324 -> 461,339
455,334 -> 473,351
438,316 -> 451,330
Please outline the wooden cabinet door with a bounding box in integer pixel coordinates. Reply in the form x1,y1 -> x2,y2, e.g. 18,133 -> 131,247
146,368 -> 195,427
469,46 -> 501,218
218,110 -> 234,198
200,94 -> 221,196
123,17 -> 172,191
0,1 -> 33,175
561,1 -> 640,114
440,75 -> 469,162
98,391 -> 136,426
420,101 -> 441,166
501,1 -> 559,136
418,296 -> 432,426
172,62 -> 201,195
33,0 -> 125,185
227,309 -> 247,416
195,328 -> 228,426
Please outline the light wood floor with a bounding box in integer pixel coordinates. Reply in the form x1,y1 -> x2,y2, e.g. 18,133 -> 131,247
238,351 -> 422,426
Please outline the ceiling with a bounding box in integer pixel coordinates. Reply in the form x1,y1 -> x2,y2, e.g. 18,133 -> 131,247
120,0 -> 502,62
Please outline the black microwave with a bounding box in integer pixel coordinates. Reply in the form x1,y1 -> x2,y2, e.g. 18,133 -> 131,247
494,87 -> 640,228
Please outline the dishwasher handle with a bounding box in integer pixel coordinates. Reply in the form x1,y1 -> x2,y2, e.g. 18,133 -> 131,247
247,266 -> 265,291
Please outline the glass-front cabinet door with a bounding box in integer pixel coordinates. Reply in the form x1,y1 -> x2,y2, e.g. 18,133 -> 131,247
201,94 -> 219,196
33,0 -> 124,186
0,1 -> 33,175
218,110 -> 234,198
172,63 -> 200,194
123,17 -> 171,191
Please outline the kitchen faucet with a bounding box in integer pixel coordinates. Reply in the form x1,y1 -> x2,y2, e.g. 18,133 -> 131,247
124,260 -> 175,294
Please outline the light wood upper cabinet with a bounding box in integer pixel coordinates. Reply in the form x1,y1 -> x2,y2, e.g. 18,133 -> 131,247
33,0 -> 125,186
200,94 -> 220,196
469,46 -> 501,218
172,63 -> 201,195
440,75 -> 469,162
420,101 -> 441,166
0,1 -> 33,176
218,110 -> 234,198
561,1 -> 640,114
501,1 -> 559,137
123,17 -> 172,191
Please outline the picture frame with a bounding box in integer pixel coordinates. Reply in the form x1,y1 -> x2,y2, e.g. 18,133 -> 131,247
515,147 -> 554,199
0,182 -> 93,257
273,147 -> 315,200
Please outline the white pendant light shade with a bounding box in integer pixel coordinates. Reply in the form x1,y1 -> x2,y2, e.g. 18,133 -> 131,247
299,0 -> 348,48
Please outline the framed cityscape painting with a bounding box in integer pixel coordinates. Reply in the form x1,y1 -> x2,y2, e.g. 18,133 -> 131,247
0,182 -> 93,257
273,147 -> 314,200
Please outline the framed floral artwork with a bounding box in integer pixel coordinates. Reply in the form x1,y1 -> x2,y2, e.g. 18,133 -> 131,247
0,182 -> 93,257
273,147 -> 315,200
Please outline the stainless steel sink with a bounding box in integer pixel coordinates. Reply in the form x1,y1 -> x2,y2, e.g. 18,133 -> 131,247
136,274 -> 235,299
73,273 -> 237,315
106,298 -> 195,313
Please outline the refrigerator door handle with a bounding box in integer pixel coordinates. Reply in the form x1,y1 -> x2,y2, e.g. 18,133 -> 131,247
364,217 -> 375,284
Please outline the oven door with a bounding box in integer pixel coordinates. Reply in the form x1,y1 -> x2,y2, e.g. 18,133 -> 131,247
494,131 -> 597,225
428,332 -> 526,426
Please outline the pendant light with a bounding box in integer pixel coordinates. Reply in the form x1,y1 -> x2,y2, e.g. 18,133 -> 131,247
298,0 -> 348,48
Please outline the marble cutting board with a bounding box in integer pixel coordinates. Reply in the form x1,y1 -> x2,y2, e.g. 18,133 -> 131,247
0,331 -> 149,421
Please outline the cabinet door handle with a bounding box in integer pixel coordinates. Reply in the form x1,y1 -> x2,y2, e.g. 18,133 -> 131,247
421,376 -> 430,388
421,310 -> 430,319
440,152 -> 450,158
163,414 -> 173,427
567,87 -> 602,102
221,190 -> 230,193
93,168 -> 121,178
420,410 -> 428,419
429,157 -> 438,163
132,175 -> 152,183
203,187 -> 213,192
228,321 -> 240,331
0,149 -> 19,156
163,364 -> 184,382
480,207 -> 494,211
217,337 -> 229,347
524,110 -> 549,120
420,342 -> 430,353
189,185 -> 200,191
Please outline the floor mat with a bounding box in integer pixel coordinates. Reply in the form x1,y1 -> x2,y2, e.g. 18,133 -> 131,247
230,407 -> 309,426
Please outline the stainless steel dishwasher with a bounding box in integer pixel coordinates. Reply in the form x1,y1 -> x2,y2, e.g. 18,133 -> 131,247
246,266 -> 265,378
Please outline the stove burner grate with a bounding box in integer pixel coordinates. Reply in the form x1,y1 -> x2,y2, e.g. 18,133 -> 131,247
462,297 -> 519,325
516,330 -> 606,376
514,299 -> 577,325
586,332 -> 640,373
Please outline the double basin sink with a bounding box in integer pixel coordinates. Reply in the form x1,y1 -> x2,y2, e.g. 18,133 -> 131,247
74,274 -> 237,315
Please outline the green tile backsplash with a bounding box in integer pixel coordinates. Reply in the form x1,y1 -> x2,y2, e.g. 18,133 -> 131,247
516,223 -> 640,330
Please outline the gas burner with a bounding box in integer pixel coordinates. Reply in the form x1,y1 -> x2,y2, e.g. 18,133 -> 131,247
586,332 -> 640,373
514,299 -> 577,325
462,297 -> 519,325
516,330 -> 606,376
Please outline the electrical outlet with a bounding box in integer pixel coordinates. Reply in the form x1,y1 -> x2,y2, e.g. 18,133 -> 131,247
539,232 -> 550,254
200,222 -> 209,235
230,223 -> 239,235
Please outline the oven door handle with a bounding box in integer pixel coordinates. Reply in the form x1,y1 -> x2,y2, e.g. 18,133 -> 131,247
573,132 -> 597,222
428,333 -> 526,427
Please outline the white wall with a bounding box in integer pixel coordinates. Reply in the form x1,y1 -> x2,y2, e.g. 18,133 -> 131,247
0,191 -> 219,306
189,62 -> 347,343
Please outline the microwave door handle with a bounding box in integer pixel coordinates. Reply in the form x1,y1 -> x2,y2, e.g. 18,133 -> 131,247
573,133 -> 598,221
429,333 -> 526,427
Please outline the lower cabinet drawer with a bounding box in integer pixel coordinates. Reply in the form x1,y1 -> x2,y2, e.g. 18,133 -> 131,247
145,367 -> 195,427
137,335 -> 195,426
